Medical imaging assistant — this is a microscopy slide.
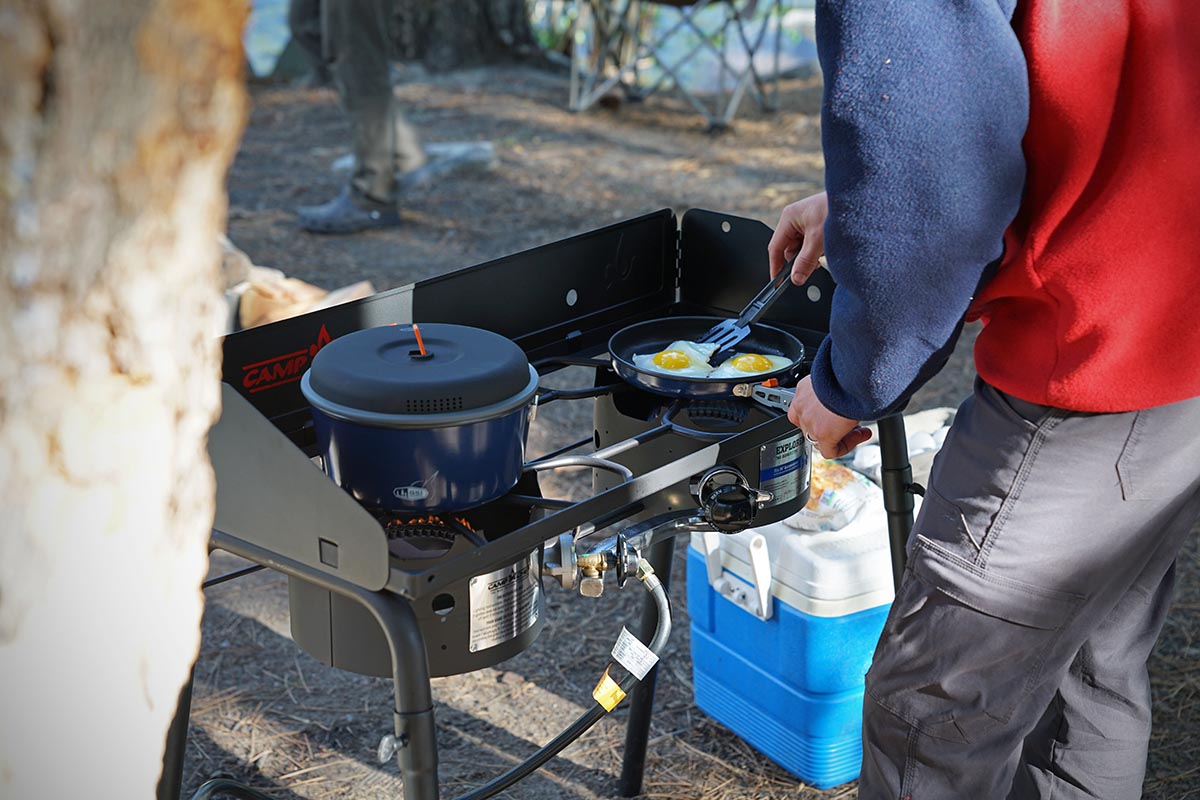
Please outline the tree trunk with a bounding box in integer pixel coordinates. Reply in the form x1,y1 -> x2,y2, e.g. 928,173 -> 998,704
0,1 -> 246,797
394,0 -> 537,71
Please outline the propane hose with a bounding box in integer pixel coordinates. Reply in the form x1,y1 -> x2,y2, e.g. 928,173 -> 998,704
450,560 -> 670,800
189,562 -> 672,800
189,778 -> 274,800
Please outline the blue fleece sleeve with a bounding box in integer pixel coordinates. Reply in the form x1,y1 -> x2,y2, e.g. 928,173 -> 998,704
809,0 -> 1028,420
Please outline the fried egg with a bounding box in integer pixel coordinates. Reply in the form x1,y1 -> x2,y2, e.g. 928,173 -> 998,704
707,352 -> 792,379
632,340 -> 719,378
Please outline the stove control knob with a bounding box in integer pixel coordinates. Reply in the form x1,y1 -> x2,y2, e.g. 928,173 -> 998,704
693,467 -> 758,533
704,483 -> 758,533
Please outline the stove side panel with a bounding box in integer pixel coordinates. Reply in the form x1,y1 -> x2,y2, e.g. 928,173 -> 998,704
219,210 -> 678,436
679,209 -> 834,337
411,209 -> 679,361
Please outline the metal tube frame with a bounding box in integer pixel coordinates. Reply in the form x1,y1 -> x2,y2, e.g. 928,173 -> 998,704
618,533 -> 677,796
158,668 -> 195,800
208,531 -> 442,800
876,414 -> 914,591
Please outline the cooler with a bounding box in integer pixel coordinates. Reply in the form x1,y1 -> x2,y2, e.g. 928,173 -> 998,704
686,501 -> 896,789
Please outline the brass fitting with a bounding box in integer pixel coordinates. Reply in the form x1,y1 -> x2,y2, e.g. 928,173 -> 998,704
576,552 -> 609,572
636,559 -> 662,593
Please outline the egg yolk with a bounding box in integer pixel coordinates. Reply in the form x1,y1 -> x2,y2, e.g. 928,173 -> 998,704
730,354 -> 773,373
652,350 -> 691,370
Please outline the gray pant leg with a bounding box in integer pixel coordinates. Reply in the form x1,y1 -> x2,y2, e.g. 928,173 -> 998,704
288,0 -> 324,69
1012,559 -> 1176,799
859,379 -> 1200,800
325,0 -> 411,203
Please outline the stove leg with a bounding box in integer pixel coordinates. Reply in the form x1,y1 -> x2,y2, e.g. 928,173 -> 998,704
877,414 -> 915,592
370,590 -> 440,800
207,534 -> 442,799
157,666 -> 195,800
618,534 -> 676,797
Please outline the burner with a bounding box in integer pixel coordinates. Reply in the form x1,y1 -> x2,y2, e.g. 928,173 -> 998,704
382,514 -> 485,560
685,399 -> 750,427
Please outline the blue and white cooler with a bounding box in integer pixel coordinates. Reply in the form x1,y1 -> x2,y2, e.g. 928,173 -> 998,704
686,462 -> 899,789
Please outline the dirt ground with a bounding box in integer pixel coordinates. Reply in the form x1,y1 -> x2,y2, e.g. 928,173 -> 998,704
185,64 -> 1199,799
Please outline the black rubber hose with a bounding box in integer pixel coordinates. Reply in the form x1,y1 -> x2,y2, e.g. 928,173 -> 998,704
189,777 -> 275,800
449,571 -> 672,800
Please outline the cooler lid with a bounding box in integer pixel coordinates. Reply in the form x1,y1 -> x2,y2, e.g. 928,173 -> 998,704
708,490 -> 904,604
306,323 -> 532,415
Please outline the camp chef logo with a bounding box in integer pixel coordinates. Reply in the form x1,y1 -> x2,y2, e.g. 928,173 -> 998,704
487,562 -> 530,592
241,325 -> 332,394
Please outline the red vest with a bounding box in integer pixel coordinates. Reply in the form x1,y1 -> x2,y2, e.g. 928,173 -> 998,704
967,0 -> 1200,411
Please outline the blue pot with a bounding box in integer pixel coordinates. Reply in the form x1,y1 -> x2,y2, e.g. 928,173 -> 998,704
300,324 -> 539,515
306,396 -> 534,514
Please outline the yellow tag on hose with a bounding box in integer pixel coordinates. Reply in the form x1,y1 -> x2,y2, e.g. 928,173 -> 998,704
592,666 -> 626,712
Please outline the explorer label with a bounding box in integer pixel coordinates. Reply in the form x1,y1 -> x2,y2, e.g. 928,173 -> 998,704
759,433 -> 809,506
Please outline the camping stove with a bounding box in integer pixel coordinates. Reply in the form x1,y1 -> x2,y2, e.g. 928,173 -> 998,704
177,209 -> 917,800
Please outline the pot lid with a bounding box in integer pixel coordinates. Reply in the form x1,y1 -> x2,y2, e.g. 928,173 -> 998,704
306,323 -> 532,415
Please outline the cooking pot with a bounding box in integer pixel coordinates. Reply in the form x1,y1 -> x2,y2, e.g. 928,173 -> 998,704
300,323 -> 538,514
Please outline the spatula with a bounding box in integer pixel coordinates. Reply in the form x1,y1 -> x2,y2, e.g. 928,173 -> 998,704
697,266 -> 793,365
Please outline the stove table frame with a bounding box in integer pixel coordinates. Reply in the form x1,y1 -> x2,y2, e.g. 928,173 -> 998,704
160,210 -> 917,800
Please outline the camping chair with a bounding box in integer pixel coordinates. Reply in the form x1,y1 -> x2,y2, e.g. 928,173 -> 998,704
568,0 -> 786,130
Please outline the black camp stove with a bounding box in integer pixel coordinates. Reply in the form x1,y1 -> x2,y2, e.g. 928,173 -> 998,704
167,210 -> 918,800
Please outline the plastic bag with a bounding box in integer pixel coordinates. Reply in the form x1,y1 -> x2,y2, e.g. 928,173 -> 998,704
785,460 -> 879,531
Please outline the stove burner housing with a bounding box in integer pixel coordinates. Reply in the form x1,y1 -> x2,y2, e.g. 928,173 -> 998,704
593,392 -> 812,527
287,472 -> 551,678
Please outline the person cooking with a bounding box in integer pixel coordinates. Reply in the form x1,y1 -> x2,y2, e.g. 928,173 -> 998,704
767,1 -> 1200,797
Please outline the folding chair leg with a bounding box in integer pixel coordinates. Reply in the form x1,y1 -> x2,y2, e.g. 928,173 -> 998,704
569,0 -> 788,126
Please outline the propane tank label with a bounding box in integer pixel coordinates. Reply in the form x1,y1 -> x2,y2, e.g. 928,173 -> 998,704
759,433 -> 809,507
612,626 -> 659,681
468,552 -> 540,653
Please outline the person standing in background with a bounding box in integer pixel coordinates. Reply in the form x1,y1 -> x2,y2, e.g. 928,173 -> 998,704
768,1 -> 1200,797
288,0 -> 426,233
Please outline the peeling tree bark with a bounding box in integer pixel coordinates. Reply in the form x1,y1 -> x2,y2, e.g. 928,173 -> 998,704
0,1 -> 246,796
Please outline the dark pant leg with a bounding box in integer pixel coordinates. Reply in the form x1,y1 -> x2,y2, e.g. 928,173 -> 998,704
325,0 -> 398,203
288,0 -> 325,69
859,380 -> 1200,800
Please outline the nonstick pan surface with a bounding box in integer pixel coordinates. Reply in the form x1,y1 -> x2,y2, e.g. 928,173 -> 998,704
609,316 -> 805,399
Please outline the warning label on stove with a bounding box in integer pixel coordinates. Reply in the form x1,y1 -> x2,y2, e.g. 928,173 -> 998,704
468,552 -> 541,653
759,434 -> 809,507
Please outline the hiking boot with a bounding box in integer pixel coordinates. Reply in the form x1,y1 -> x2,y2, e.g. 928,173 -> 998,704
297,188 -> 401,235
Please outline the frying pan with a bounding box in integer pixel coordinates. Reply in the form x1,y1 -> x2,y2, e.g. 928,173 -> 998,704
608,316 -> 806,399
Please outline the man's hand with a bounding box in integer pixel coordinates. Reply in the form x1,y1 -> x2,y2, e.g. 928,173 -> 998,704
787,376 -> 873,458
771,193 -> 871,457
768,191 -> 828,285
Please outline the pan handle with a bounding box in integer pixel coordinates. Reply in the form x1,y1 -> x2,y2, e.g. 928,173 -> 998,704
733,382 -> 796,413
780,360 -> 805,388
